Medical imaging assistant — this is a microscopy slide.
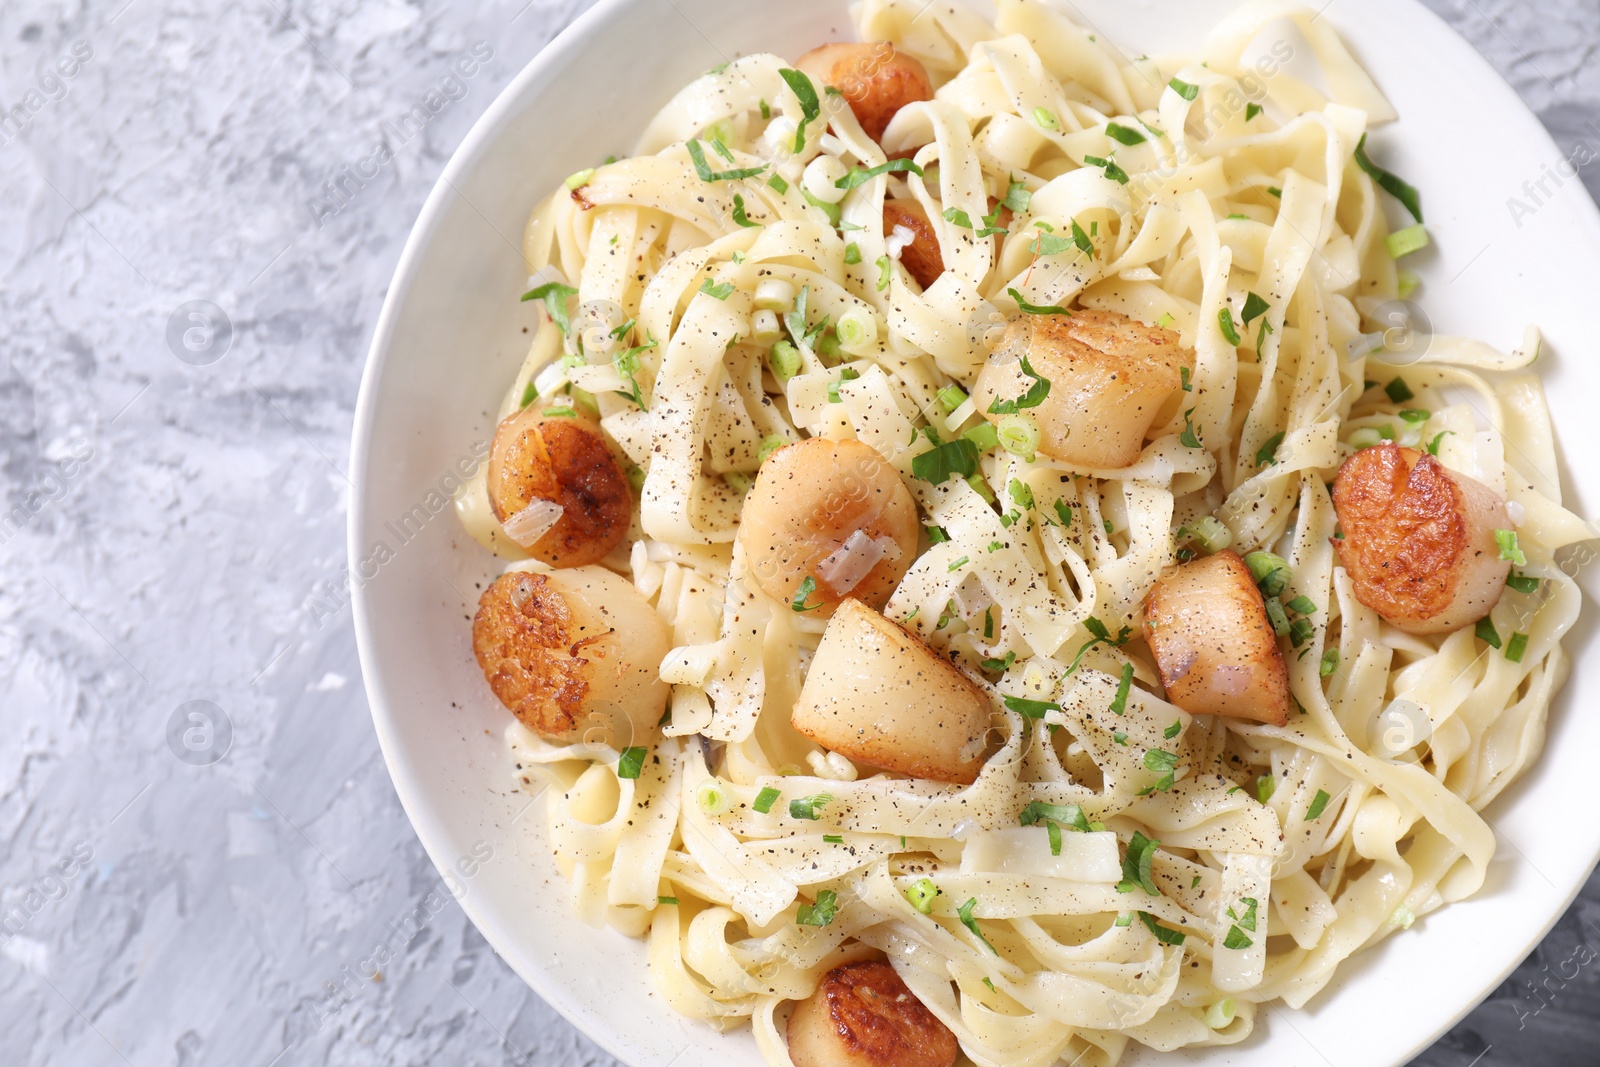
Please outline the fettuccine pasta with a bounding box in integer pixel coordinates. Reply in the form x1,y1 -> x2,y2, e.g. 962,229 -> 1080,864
455,2 -> 1593,1064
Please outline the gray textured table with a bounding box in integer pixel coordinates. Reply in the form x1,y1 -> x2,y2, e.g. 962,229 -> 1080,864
2,1 -> 1596,1065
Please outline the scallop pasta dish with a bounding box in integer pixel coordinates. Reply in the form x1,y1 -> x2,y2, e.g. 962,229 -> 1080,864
453,1 -> 1594,1063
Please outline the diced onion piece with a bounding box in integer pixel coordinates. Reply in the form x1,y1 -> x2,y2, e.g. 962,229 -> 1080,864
1188,515 -> 1233,553
502,499 -> 565,547
695,778 -> 731,814
816,529 -> 900,596
802,155 -> 850,204
768,340 -> 802,382
997,414 -> 1039,459
886,224 -> 916,259
836,308 -> 878,353
1204,998 -> 1236,1029
752,309 -> 782,345
755,278 -> 796,312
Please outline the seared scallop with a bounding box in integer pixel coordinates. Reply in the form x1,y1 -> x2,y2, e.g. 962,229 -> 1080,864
1331,442 -> 1512,635
882,200 -> 945,291
972,309 -> 1186,470
1143,550 -> 1290,726
795,42 -> 934,143
787,960 -> 959,1067
737,437 -> 919,615
487,404 -> 632,568
473,566 -> 670,748
791,599 -> 992,783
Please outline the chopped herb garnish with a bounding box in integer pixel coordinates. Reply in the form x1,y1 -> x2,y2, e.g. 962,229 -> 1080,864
1070,218 -> 1094,255
1399,408 -> 1431,424
957,897 -> 996,953
1256,430 -> 1285,467
699,277 -> 735,300
903,878 -> 939,914
823,834 -> 844,844
731,193 -> 759,228
912,437 -> 981,485
686,138 -> 766,182
1008,478 -> 1035,510
767,173 -> 789,194
1320,649 -> 1340,677
1354,133 -> 1424,223
1139,910 -> 1187,945
1289,617 -> 1314,647
1244,551 -> 1291,597
844,242 -> 861,264
791,575 -> 823,613
1241,292 -> 1270,326
1246,102 -> 1263,121
1384,377 -> 1414,403
980,651 -> 1017,672
777,68 -> 821,153
788,794 -> 832,820
988,351 -> 1052,413
1426,430 -> 1453,456
1506,632 -> 1530,663
1222,925 -> 1253,950
1002,177 -> 1032,213
1020,801 -> 1092,833
658,896 -> 679,905
1008,287 -> 1070,316
1168,77 -> 1200,101
1144,748 -> 1179,774
1165,719 -> 1182,740
835,158 -> 925,190
1475,616 -> 1502,649
618,746 -> 648,779
876,255 -> 892,292
1218,307 -> 1242,346
796,888 -> 838,926
1506,571 -> 1540,594
1179,408 -> 1202,449
1003,695 -> 1061,719
1054,500 -> 1074,527
1117,831 -> 1162,896
1110,662 -> 1134,715
925,524 -> 950,543
1286,595 -> 1317,615
1305,789 -> 1331,820
521,281 -> 579,336
1495,529 -> 1526,566
752,786 -> 781,814
1256,774 -> 1276,804
947,555 -> 970,572
1106,121 -> 1147,145
1180,366 -> 1192,392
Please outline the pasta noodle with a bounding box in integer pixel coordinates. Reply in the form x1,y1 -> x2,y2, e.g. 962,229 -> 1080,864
464,2 -> 1594,1063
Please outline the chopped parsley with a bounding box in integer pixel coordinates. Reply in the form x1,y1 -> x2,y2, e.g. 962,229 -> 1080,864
912,437 -> 981,485
988,351 -> 1052,413
699,277 -> 735,300
1506,571 -> 1540,594
1222,925 -> 1253,950
1008,287 -> 1070,316
957,897 -> 997,953
1354,133 -> 1424,223
790,575 -> 823,612
686,138 -> 766,182
1003,695 -> 1061,719
980,651 -> 1017,673
521,281 -> 579,336
1240,292 -> 1270,326
1256,430 -> 1285,467
1305,789 -> 1331,820
1179,408 -> 1202,449
1246,102 -> 1263,121
1117,831 -> 1162,896
1168,77 -> 1200,101
835,158 -> 925,190
1475,616 -> 1502,649
617,746 -> 648,779
1140,911 -> 1187,945
1110,662 -> 1134,716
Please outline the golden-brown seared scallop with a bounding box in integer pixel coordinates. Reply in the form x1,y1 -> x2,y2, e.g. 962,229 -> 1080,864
737,437 -> 919,615
1331,442 -> 1512,635
473,566 -> 669,748
487,404 -> 632,568
1143,550 -> 1290,726
787,960 -> 959,1067
882,199 -> 945,291
792,599 -> 991,783
796,42 -> 934,143
972,309 -> 1186,470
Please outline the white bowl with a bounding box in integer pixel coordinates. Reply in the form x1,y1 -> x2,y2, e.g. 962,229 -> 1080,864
350,1 -> 1600,1063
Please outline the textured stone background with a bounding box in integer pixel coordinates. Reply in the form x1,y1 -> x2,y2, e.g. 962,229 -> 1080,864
1,1 -> 1597,1065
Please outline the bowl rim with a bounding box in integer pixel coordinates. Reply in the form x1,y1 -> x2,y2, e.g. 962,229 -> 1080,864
349,1 -> 1600,1064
